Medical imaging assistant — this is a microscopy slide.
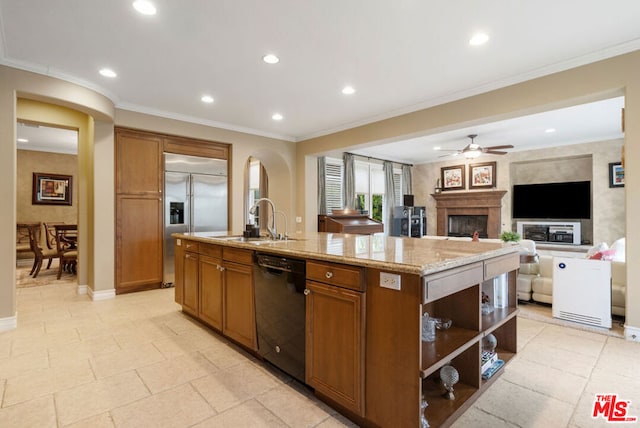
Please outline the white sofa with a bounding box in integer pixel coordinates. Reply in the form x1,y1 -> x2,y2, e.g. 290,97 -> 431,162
518,253 -> 626,317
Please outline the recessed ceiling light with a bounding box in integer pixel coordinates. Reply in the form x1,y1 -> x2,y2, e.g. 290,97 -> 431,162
272,113 -> 283,121
545,128 -> 556,133
469,33 -> 489,46
201,95 -> 214,103
263,54 -> 280,64
99,68 -> 117,78
133,0 -> 156,15
17,138 -> 28,143
342,85 -> 355,95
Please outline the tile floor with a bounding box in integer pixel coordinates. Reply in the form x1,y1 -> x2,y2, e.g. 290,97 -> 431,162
1,281 -> 639,427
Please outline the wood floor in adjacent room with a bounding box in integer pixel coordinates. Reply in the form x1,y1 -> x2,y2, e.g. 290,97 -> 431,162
1,275 -> 638,427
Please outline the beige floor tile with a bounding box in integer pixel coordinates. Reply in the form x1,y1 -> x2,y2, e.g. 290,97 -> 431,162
502,357 -> 588,405
111,321 -> 177,349
3,359 -> 95,407
54,370 -> 150,426
0,395 -> 57,428
524,325 -> 606,358
515,339 -> 599,378
450,406 -> 519,428
43,316 -> 101,334
515,316 -> 546,350
472,377 -> 574,427
151,330 -> 221,359
256,383 -> 335,428
10,328 -> 79,356
89,342 -> 166,379
191,360 -> 282,412
110,383 -> 214,428
0,350 -> 49,380
593,346 -> 640,380
48,334 -> 121,367
63,412 -> 116,428
198,341 -> 256,370
193,399 -> 287,428
136,351 -> 218,393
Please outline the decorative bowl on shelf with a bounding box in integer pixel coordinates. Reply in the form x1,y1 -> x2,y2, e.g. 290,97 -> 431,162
434,318 -> 452,330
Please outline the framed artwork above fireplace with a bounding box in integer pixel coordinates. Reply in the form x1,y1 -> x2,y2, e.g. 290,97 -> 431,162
441,165 -> 465,191
469,161 -> 496,189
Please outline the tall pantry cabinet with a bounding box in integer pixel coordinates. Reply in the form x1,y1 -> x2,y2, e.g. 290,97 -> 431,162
115,129 -> 164,293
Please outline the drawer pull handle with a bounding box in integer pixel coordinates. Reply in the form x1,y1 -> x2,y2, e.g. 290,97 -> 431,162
304,289 -> 310,296
217,265 -> 225,272
325,271 -> 333,279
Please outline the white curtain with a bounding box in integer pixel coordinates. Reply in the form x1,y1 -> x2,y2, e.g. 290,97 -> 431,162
343,153 -> 355,210
317,157 -> 327,215
402,164 -> 412,197
384,161 -> 396,235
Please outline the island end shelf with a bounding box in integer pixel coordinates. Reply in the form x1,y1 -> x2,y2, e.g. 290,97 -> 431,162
365,252 -> 519,428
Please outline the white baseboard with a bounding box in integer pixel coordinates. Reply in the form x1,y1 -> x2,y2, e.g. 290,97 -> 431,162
77,284 -> 88,295
0,314 -> 17,332
624,325 -> 640,342
88,288 -> 116,301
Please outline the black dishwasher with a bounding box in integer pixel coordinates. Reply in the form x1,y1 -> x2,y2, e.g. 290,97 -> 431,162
253,253 -> 306,383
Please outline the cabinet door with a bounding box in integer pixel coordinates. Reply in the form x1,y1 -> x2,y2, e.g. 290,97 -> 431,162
174,240 -> 184,305
116,195 -> 163,293
115,130 -> 162,195
182,251 -> 199,316
306,281 -> 365,416
223,261 -> 257,350
199,255 -> 223,330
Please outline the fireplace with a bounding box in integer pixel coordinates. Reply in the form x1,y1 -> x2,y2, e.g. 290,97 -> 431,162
431,191 -> 506,239
448,215 -> 488,238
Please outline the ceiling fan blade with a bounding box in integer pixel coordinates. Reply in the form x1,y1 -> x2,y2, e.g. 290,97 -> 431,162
483,145 -> 514,150
484,150 -> 508,155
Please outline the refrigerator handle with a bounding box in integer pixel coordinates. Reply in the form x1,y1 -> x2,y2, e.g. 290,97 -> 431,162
189,176 -> 195,233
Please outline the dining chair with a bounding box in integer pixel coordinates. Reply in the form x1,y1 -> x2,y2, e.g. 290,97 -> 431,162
43,222 -> 64,269
54,224 -> 78,279
27,223 -> 58,278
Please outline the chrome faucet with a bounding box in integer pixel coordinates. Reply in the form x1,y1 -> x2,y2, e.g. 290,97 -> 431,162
249,198 -> 277,239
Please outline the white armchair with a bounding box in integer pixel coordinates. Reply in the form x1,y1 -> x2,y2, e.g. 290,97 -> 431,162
516,239 -> 538,301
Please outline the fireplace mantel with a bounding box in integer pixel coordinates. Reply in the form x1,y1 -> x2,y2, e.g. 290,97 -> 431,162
431,190 -> 507,238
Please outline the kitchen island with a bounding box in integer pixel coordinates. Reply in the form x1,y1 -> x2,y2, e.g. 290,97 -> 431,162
172,231 -> 520,427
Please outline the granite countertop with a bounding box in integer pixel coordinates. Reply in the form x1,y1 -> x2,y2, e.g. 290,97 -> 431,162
174,231 -> 519,276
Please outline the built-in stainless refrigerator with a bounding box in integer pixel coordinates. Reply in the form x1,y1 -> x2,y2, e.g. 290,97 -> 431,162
163,153 -> 228,286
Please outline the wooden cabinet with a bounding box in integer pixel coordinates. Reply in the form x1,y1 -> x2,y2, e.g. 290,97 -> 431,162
199,254 -> 224,330
223,260 -> 256,350
115,128 -> 163,294
115,127 -> 231,294
182,250 -> 199,316
306,262 -> 365,416
174,239 -> 256,350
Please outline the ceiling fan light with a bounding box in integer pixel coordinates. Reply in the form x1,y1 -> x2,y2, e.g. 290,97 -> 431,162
464,150 -> 481,159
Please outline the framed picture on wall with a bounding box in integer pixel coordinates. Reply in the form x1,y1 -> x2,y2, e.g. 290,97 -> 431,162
469,162 -> 497,189
441,165 -> 465,191
609,162 -> 624,188
32,173 -> 72,205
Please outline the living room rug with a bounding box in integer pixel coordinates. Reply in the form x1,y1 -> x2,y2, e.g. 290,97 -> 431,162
15,258 -> 77,288
518,300 -> 624,338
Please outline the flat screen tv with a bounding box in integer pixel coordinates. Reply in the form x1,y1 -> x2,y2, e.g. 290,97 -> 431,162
512,181 -> 591,219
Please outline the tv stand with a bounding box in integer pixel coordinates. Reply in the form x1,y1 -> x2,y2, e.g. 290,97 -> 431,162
516,221 -> 581,245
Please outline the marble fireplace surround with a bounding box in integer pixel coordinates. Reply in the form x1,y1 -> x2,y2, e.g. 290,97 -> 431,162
432,190 -> 507,239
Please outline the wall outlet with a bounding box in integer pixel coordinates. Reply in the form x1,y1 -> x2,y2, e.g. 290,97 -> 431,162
295,216 -> 302,223
625,326 -> 640,342
380,272 -> 401,290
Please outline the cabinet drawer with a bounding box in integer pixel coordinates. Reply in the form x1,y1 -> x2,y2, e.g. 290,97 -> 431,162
223,246 -> 254,265
423,262 -> 483,303
484,253 -> 519,279
307,260 -> 364,291
199,243 -> 222,258
183,240 -> 199,253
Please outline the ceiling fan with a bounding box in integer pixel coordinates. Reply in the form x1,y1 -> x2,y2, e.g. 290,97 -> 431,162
440,134 -> 514,159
